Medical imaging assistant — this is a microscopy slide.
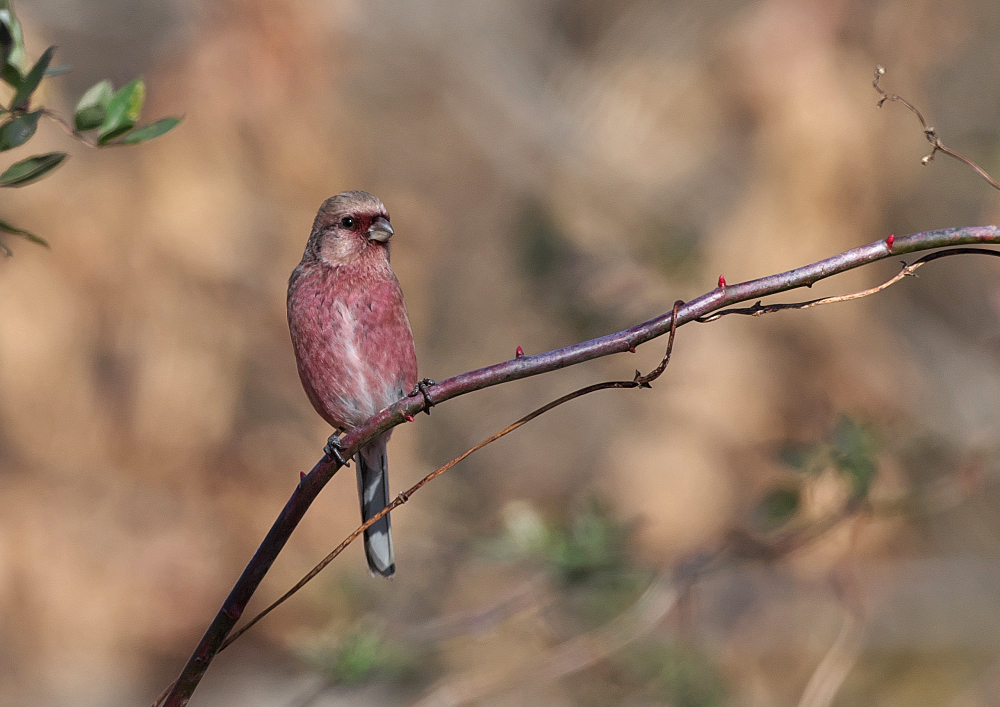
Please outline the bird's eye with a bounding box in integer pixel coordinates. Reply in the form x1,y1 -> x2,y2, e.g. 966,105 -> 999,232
340,216 -> 356,229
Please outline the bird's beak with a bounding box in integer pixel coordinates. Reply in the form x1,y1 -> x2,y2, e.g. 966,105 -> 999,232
368,216 -> 394,243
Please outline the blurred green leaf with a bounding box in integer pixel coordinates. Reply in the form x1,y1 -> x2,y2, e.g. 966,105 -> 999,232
98,78 -> 144,144
622,643 -> 727,707
73,79 -> 113,131
116,116 -> 181,145
302,627 -> 416,686
0,109 -> 38,150
42,64 -> 68,77
643,218 -> 704,281
831,416 -> 877,497
0,216 -> 45,246
779,441 -> 822,472
0,14 -> 11,72
547,501 -> 629,583
10,45 -> 55,110
0,1 -> 26,86
0,151 -> 66,186
1,62 -> 19,88
754,487 -> 800,531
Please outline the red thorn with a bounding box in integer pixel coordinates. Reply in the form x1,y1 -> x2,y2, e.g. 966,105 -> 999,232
886,234 -> 895,249
299,471 -> 306,481
404,413 -> 414,422
718,275 -> 727,288
629,347 -> 636,353
515,345 -> 524,358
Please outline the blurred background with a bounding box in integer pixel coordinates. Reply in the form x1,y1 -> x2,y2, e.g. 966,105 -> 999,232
1,0 -> 1000,704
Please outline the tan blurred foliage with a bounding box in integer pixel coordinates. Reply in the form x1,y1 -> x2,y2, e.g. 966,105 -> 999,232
2,0 -> 1000,705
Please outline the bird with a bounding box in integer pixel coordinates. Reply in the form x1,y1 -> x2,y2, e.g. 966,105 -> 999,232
287,191 -> 418,577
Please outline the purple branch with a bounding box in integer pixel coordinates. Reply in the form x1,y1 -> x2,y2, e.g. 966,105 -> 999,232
162,225 -> 1000,706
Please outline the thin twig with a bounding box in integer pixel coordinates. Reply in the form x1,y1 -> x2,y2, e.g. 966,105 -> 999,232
39,109 -> 98,148
696,247 -> 1000,322
160,227 -> 1000,707
874,66 -> 1000,191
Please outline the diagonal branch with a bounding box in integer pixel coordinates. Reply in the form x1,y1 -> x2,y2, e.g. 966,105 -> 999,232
160,226 -> 1000,706
211,302 -> 683,655
220,248 -> 1000,656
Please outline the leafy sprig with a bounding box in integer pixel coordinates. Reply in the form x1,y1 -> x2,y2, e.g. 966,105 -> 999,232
0,0 -> 181,252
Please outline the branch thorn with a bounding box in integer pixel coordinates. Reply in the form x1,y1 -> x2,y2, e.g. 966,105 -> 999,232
515,345 -> 524,358
718,275 -> 727,289
886,234 -> 895,250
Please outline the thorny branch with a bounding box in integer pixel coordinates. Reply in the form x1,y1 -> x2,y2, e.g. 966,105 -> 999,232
874,66 -> 1000,191
696,247 -> 1000,322
160,226 -> 1000,707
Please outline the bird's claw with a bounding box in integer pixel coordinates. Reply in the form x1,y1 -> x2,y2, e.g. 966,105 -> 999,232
411,378 -> 436,415
324,434 -> 350,467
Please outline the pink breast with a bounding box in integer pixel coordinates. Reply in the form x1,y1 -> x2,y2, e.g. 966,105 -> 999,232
289,261 -> 418,431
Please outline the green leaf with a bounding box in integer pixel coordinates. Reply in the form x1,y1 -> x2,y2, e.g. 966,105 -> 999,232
116,116 -> 181,144
619,643 -> 728,707
300,626 -> 418,686
754,487 -> 800,531
10,45 -> 55,110
74,79 -> 113,131
546,501 -> 629,583
98,78 -> 144,144
0,151 -> 67,186
0,109 -> 39,150
830,416 -> 877,497
0,216 -> 46,246
43,64 -> 69,77
1,63 -> 19,89
0,1 -> 27,83
0,14 -> 12,72
779,441 -> 821,472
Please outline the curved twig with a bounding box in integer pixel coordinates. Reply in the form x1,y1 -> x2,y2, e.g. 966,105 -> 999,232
874,66 -> 1000,191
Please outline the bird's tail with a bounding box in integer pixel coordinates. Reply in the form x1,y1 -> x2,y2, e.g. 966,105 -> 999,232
355,434 -> 395,577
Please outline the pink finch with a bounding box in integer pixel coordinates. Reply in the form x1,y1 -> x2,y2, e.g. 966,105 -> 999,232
287,191 -> 418,577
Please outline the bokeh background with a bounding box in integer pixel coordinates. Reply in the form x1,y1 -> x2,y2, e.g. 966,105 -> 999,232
2,0 -> 1000,705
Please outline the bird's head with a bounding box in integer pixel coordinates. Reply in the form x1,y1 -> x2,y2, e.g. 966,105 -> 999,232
308,191 -> 394,264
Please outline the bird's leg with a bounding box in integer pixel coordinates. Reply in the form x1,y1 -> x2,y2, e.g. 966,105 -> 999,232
324,432 -> 351,467
410,378 -> 436,415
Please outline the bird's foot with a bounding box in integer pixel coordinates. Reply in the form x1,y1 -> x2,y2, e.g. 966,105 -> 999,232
410,378 -> 436,415
324,434 -> 351,467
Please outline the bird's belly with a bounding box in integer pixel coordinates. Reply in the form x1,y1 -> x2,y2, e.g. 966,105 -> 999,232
294,300 -> 413,431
